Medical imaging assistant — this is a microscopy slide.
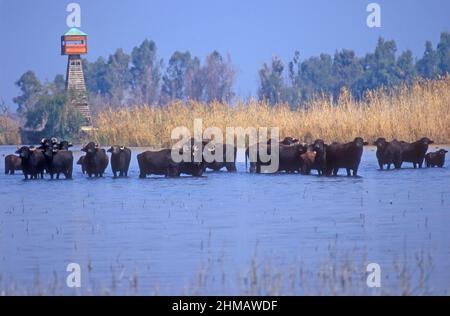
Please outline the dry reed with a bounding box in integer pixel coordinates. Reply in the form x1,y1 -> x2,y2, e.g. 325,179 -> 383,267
92,78 -> 450,147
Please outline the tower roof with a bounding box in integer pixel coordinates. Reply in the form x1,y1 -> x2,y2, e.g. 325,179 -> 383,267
64,27 -> 87,36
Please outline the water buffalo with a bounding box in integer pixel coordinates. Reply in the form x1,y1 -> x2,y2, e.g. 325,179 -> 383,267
373,138 -> 403,170
15,146 -> 46,180
245,142 -> 307,173
138,149 -> 181,178
425,149 -> 448,168
107,146 -> 132,177
311,139 -> 327,175
43,145 -> 73,179
300,147 -> 317,175
325,137 -> 368,176
4,154 -> 22,175
81,142 -> 109,177
77,156 -> 86,174
203,142 -> 237,172
400,137 -> 434,168
137,139 -> 205,178
275,137 -> 299,146
58,140 -> 73,150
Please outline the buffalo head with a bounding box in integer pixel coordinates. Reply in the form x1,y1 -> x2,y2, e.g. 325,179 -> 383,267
373,137 -> 388,148
418,137 -> 434,145
58,140 -> 73,150
82,142 -> 99,154
353,137 -> 368,147
107,145 -> 125,155
16,146 -> 36,159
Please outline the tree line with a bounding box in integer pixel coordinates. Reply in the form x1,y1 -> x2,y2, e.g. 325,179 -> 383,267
83,41 -> 235,111
259,32 -> 450,105
9,32 -> 450,140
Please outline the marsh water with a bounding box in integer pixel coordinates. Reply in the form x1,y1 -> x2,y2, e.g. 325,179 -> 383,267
1,145 -> 449,295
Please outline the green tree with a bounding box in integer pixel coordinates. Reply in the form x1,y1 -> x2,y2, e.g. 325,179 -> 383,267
53,74 -> 66,93
130,39 -> 163,105
161,51 -> 194,103
105,48 -> 131,104
83,56 -> 110,95
396,50 -> 416,84
361,38 -> 400,92
299,54 -> 334,101
437,32 -> 450,76
184,56 -> 204,101
203,51 -> 235,103
332,49 -> 363,98
24,92 -> 84,140
258,56 -> 286,105
13,71 -> 42,114
416,41 -> 439,79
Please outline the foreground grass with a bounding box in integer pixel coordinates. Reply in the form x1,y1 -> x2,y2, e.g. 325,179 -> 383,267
92,78 -> 450,147
1,250 -> 439,296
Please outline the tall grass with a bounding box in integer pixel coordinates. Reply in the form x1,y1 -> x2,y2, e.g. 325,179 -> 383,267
92,77 -> 450,146
0,115 -> 21,145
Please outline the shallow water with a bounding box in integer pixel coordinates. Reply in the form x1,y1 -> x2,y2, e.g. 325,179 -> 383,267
1,145 -> 449,295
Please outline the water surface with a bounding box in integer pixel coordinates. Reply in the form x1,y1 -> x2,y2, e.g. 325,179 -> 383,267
1,145 -> 449,295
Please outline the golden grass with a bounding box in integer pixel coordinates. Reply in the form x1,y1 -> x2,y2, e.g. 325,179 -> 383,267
92,77 -> 450,147
0,115 -> 21,145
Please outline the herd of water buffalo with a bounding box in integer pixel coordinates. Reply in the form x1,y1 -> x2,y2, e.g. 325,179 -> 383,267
3,136 -> 448,180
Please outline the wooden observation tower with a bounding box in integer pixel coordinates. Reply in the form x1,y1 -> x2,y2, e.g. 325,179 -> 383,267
61,27 -> 91,125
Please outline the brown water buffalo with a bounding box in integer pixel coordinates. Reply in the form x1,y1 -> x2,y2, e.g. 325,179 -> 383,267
203,142 -> 237,172
81,142 -> 109,177
137,139 -> 205,178
425,149 -> 448,168
373,138 -> 403,170
5,154 -> 22,175
58,140 -> 73,150
311,139 -> 327,176
300,147 -> 317,175
77,156 -> 86,174
138,149 -> 180,177
245,142 -> 306,173
15,146 -> 46,180
107,146 -> 132,177
325,137 -> 368,176
43,145 -> 73,179
400,137 -> 434,168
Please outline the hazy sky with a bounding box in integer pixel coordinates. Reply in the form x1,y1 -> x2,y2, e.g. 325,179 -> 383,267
1,0 -> 449,109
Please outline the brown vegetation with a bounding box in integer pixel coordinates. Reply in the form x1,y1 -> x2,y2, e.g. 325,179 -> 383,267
92,78 -> 450,147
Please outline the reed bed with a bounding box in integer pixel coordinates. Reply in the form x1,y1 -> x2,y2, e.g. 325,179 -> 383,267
0,115 -> 21,145
93,77 -> 450,147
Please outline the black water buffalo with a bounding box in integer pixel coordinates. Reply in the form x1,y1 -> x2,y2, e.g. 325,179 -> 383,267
43,145 -> 73,179
274,137 -> 299,146
245,142 -> 307,173
15,146 -> 46,180
311,139 -> 327,175
137,139 -> 205,178
77,156 -> 86,174
58,140 -> 73,150
325,137 -> 368,176
373,138 -> 403,170
81,142 -> 109,177
5,154 -> 22,175
278,143 -> 308,173
425,149 -> 448,168
107,146 -> 132,177
203,142 -> 237,172
138,149 -> 181,177
38,138 -> 52,150
400,137 -> 434,168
